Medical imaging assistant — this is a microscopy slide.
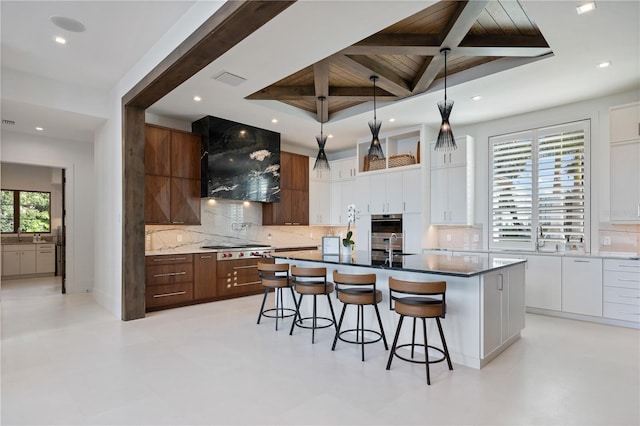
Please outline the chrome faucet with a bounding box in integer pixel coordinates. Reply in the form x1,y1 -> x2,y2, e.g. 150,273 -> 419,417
388,233 -> 398,266
535,225 -> 544,250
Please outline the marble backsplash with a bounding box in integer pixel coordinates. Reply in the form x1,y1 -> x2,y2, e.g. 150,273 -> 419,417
145,199 -> 342,252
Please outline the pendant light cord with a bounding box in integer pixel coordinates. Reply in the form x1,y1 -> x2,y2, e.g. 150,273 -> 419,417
443,49 -> 448,102
372,76 -> 377,122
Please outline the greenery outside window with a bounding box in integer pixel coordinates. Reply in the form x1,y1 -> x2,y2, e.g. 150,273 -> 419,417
1,190 -> 51,233
489,120 -> 590,251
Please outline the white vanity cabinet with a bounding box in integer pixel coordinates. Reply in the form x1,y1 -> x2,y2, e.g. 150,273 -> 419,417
2,244 -> 37,276
603,259 -> 640,323
610,102 -> 640,223
561,257 -> 603,317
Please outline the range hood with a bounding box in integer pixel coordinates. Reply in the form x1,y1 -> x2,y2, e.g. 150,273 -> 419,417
192,116 -> 281,203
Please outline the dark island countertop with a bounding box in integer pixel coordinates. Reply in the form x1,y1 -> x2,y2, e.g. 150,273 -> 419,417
268,249 -> 526,278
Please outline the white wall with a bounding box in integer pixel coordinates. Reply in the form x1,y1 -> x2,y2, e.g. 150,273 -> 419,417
0,130 -> 95,293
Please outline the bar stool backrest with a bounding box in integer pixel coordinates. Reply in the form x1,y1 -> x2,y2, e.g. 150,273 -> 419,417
258,262 -> 290,287
333,270 -> 378,304
291,266 -> 328,288
388,278 -> 447,318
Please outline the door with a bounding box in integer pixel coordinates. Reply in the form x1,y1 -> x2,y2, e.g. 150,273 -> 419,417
60,168 -> 67,294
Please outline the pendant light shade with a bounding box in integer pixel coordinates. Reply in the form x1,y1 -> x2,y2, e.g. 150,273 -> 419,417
367,76 -> 384,160
313,96 -> 330,171
435,48 -> 457,151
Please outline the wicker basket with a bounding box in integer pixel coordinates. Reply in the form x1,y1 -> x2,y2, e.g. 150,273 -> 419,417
388,153 -> 416,168
369,157 -> 386,171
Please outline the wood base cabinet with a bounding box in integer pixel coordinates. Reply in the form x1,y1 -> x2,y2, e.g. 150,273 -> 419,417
145,254 -> 194,310
194,253 -> 217,299
217,258 -> 273,297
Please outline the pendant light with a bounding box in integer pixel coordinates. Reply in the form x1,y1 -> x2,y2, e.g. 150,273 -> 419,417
434,48 -> 457,151
367,76 -> 384,160
313,96 -> 330,171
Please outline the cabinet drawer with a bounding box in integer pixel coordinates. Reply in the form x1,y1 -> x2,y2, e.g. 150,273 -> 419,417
603,259 -> 640,271
146,254 -> 193,266
603,270 -> 640,290
603,302 -> 640,323
146,263 -> 193,285
37,244 -> 55,250
146,283 -> 193,308
604,286 -> 640,306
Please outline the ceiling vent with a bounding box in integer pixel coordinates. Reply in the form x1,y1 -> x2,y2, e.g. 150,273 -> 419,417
212,71 -> 247,87
2,119 -> 15,126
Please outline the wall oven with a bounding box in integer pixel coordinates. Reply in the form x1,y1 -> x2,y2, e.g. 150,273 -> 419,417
371,214 -> 403,265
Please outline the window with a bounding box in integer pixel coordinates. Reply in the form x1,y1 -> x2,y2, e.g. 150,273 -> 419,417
1,190 -> 51,233
490,120 -> 589,250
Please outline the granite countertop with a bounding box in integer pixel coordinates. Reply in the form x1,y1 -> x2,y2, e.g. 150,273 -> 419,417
269,249 -> 526,278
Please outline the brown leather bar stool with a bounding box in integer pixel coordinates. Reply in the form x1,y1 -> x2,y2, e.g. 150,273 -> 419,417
257,262 -> 297,330
386,277 -> 453,385
332,270 -> 388,361
289,266 -> 338,343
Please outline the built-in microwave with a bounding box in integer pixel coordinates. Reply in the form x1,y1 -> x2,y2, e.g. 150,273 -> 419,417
371,214 -> 403,252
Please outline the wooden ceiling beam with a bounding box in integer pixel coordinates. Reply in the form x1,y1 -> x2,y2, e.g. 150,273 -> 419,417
333,54 -> 411,97
462,33 -> 550,48
246,86 -> 315,100
313,60 -> 330,122
412,0 -> 489,94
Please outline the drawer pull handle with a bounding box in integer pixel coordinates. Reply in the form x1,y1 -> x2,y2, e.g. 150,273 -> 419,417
153,257 -> 187,262
200,255 -> 212,259
619,265 -> 640,269
619,311 -> 640,315
233,265 -> 259,270
618,278 -> 640,282
619,295 -> 640,299
152,272 -> 187,278
153,291 -> 187,298
234,281 -> 261,287
171,221 -> 185,224
573,260 -> 590,263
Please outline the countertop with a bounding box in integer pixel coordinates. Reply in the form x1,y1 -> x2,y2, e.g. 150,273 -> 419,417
2,240 -> 54,245
269,249 -> 526,278
426,248 -> 639,260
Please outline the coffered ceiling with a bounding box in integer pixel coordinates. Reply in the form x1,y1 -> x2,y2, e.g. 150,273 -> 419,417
247,0 -> 552,123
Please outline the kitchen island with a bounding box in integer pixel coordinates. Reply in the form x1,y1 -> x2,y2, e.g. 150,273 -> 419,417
270,249 -> 527,369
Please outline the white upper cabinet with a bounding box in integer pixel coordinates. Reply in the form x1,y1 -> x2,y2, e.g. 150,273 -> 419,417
610,102 -> 640,143
331,157 -> 357,181
309,157 -> 331,181
355,174 -> 371,215
402,168 -> 422,213
430,135 -> 475,225
610,102 -> 640,223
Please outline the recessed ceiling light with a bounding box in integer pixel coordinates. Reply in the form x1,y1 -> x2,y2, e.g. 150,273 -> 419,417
51,16 -> 86,32
576,2 -> 596,14
472,95 -> 482,101
271,118 -> 278,123
597,61 -> 611,68
54,36 -> 67,45
36,127 -> 44,131
389,118 -> 396,122
328,134 -> 334,138
193,96 -> 202,102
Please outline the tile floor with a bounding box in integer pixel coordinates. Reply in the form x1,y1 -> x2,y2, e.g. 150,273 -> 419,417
1,276 -> 639,425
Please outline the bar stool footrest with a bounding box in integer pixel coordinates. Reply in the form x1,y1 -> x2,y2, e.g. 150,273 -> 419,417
261,307 -> 297,319
294,316 -> 334,330
337,328 -> 383,345
393,343 -> 447,365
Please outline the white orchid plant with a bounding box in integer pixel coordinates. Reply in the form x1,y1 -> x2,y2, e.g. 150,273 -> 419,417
342,204 -> 359,248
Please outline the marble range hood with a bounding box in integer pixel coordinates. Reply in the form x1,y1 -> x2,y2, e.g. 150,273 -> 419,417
192,116 -> 281,203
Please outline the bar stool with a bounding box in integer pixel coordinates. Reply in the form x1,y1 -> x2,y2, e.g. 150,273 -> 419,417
386,277 -> 453,385
289,266 -> 338,343
257,262 -> 297,330
332,270 -> 388,361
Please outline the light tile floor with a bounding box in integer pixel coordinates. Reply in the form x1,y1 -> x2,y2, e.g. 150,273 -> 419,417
1,277 -> 639,425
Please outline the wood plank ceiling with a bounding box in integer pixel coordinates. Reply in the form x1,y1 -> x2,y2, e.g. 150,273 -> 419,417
246,0 -> 552,123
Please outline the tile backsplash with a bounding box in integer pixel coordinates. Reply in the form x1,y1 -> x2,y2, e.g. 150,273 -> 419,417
598,223 -> 640,255
146,199 -> 334,252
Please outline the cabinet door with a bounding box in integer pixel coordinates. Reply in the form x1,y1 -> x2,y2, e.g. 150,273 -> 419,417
170,178 -> 201,225
447,166 -> 467,224
309,179 -> 331,225
402,213 -> 422,254
330,181 -> 343,224
2,251 -> 21,276
385,171 -> 404,213
430,168 -> 448,224
355,175 -> 371,215
291,189 -> 309,225
194,253 -> 217,300
525,255 -> 562,311
309,157 -> 330,181
354,213 -> 371,252
610,142 -> 640,222
430,138 -> 467,167
610,103 -> 640,143
506,265 -> 525,340
562,257 -> 603,316
482,270 -> 506,358
369,173 -> 387,214
145,125 -> 171,176
341,179 -> 356,223
402,168 -> 422,213
145,175 -> 171,224
20,249 -> 37,274
171,131 -> 201,180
